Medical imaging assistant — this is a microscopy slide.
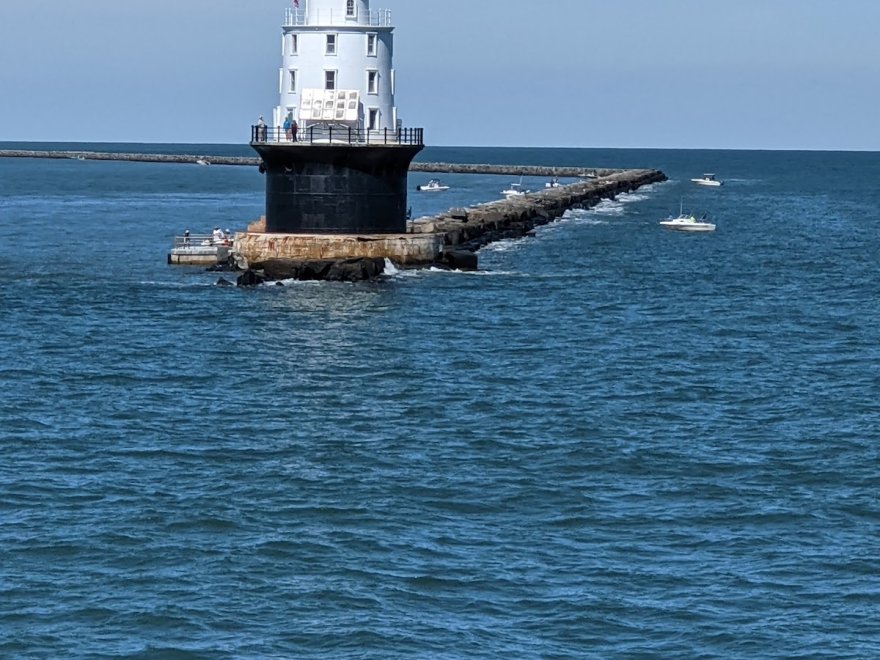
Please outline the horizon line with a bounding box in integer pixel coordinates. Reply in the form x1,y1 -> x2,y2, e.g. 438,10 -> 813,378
1,140 -> 878,154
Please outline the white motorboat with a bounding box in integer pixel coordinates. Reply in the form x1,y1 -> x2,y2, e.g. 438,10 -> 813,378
660,200 -> 715,232
691,173 -> 723,187
416,179 -> 449,192
545,177 -> 561,189
502,182 -> 528,198
659,212 -> 716,233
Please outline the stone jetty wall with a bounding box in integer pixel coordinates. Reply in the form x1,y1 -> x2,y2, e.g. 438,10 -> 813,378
0,150 -> 259,167
410,162 -> 614,178
0,149 -> 618,178
417,168 -> 667,254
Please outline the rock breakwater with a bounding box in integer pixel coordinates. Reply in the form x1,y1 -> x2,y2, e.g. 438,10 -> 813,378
417,169 -> 667,253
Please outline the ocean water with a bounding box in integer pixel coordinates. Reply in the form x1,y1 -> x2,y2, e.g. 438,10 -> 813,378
1,144 -> 879,658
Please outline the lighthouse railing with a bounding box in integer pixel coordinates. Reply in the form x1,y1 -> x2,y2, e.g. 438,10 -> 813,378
251,125 -> 423,147
284,8 -> 392,27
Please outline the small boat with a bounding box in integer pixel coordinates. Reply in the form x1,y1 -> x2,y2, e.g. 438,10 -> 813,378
196,159 -> 211,166
660,206 -> 716,232
502,183 -> 527,198
659,214 -> 715,232
660,200 -> 716,232
691,173 -> 723,187
545,177 -> 561,189
416,179 -> 449,192
502,180 -> 530,198
502,174 -> 530,198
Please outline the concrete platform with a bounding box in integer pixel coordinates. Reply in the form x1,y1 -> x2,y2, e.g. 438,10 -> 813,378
234,231 -> 444,266
167,245 -> 231,266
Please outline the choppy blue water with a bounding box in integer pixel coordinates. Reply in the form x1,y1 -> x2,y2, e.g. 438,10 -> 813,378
1,144 -> 879,658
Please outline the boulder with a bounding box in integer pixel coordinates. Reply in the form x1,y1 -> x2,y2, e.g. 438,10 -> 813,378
449,208 -> 469,221
442,250 -> 478,271
251,257 -> 385,283
326,257 -> 385,282
236,269 -> 266,287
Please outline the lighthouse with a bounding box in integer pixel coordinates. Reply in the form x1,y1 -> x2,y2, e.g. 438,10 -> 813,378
250,0 -> 424,235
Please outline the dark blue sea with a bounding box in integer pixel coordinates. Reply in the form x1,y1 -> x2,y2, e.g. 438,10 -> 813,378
1,143 -> 879,658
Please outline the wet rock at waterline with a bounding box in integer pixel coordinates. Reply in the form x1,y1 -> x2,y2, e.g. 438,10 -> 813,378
237,257 -> 386,285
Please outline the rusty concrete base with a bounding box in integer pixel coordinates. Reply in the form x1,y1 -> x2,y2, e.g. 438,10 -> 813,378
234,232 -> 444,266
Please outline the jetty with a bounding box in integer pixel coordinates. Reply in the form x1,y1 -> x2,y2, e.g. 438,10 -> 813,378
0,149 -> 612,179
413,169 -> 666,254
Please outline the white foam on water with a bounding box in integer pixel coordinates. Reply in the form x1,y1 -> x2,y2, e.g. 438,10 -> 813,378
635,180 -> 670,194
267,278 -> 322,287
383,258 -> 400,275
556,209 -> 610,226
574,216 -> 612,225
423,266 -> 516,277
139,280 -> 218,288
387,267 -> 421,279
588,199 -> 626,216
482,238 -> 525,254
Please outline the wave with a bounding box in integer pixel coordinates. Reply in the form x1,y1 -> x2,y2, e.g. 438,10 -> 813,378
618,192 -> 648,203
138,280 -> 220,288
558,210 -> 610,225
262,278 -> 323,287
424,266 -> 517,276
481,238 -> 526,254
587,199 -> 626,216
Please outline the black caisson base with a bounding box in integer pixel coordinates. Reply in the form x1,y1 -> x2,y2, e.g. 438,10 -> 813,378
252,144 -> 424,234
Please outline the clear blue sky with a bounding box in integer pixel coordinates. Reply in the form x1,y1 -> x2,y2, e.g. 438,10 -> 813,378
1,0 -> 877,150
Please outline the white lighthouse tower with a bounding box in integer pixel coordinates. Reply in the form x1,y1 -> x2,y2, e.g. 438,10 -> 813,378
251,0 -> 423,235
274,0 -> 398,133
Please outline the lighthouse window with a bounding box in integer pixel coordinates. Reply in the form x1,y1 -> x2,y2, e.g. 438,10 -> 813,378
368,109 -> 379,131
326,34 -> 337,55
367,71 -> 378,95
367,34 -> 377,56
325,70 -> 337,90
346,0 -> 356,17
289,34 -> 298,55
288,70 -> 297,93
